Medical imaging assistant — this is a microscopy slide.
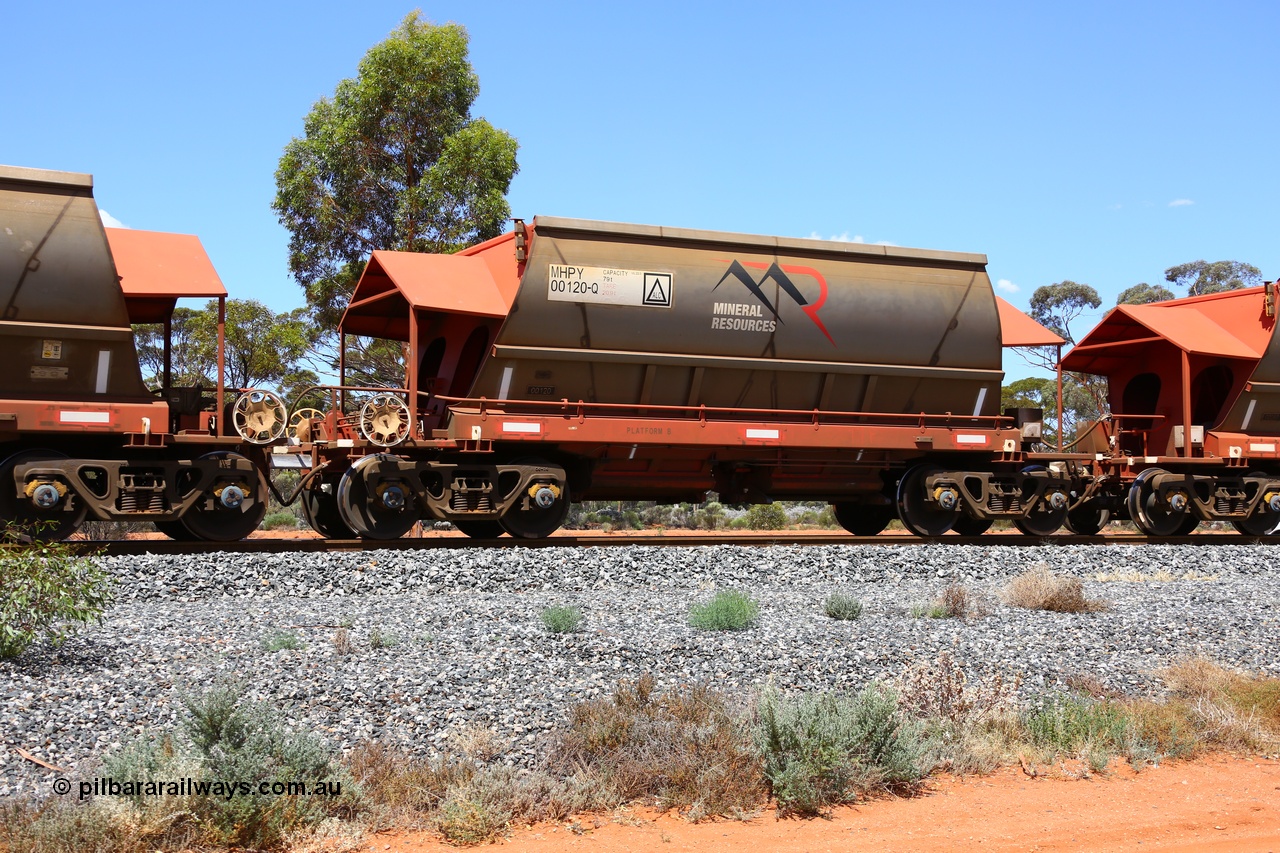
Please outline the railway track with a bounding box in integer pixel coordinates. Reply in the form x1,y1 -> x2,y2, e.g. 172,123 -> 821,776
58,531 -> 1280,556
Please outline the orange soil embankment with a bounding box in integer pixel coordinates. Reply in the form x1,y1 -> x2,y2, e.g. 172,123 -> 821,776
372,755 -> 1280,853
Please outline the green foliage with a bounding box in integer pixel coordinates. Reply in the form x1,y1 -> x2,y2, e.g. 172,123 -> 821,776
261,630 -> 302,652
755,685 -> 924,815
823,593 -> 863,620
0,529 -> 113,658
1023,692 -> 1133,765
273,13 -> 519,347
1028,280 -> 1100,347
369,627 -> 398,649
1000,374 -> 1103,446
133,299 -> 316,393
4,686 -> 353,852
1117,282 -> 1176,304
175,685 -> 349,848
540,605 -> 584,634
688,590 -> 760,631
1165,260 -> 1262,296
261,510 -> 298,531
744,503 -> 788,530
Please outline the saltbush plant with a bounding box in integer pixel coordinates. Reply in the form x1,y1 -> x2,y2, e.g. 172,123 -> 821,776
6,685 -> 351,851
688,590 -> 759,631
755,684 -> 924,815
744,503 -> 788,530
261,630 -> 302,651
261,510 -> 298,531
823,593 -> 863,620
541,605 -> 585,634
0,525 -> 113,658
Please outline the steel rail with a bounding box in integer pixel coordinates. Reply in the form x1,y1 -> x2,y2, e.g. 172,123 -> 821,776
59,532 -> 1280,557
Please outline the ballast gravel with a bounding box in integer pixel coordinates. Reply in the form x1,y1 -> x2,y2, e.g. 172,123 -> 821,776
2,542 -> 1278,800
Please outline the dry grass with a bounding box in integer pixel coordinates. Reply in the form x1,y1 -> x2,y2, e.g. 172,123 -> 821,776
1001,565 -> 1108,613
1159,658 -> 1280,752
549,675 -> 763,821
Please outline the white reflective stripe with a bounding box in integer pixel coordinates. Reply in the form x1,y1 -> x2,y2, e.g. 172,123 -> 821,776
973,386 -> 988,417
1242,398 -> 1258,430
955,434 -> 988,445
336,439 -> 354,447
95,350 -> 111,394
1144,456 -> 1159,464
499,365 -> 513,400
745,428 -> 780,439
59,410 -> 110,424
502,422 -> 541,433
1249,443 -> 1276,453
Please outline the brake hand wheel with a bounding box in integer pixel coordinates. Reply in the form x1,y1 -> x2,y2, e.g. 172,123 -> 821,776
359,394 -> 411,447
232,390 -> 286,444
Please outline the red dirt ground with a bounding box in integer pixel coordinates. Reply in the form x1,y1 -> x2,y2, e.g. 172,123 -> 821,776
370,755 -> 1280,853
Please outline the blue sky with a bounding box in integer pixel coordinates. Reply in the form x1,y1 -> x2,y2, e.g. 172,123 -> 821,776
7,1 -> 1277,378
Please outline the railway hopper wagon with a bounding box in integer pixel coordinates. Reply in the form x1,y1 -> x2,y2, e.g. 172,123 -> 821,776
291,217 -> 1075,539
0,165 -> 270,541
1062,286 -> 1280,536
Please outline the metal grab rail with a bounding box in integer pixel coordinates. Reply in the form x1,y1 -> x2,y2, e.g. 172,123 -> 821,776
433,394 -> 1018,430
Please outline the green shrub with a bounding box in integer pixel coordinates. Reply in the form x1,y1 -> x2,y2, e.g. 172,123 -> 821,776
369,627 -> 398,649
261,629 -> 302,651
7,686 -> 351,852
689,590 -> 759,631
0,527 -> 113,658
261,510 -> 298,531
541,605 -> 584,634
756,684 -> 924,815
823,593 -> 863,620
744,503 -> 788,530
1023,692 -> 1132,762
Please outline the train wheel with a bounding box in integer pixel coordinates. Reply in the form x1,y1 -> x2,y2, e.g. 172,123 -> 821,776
1064,504 -> 1110,536
895,466 -> 957,537
336,454 -> 420,540
1231,472 -> 1280,535
300,484 -> 356,539
154,520 -> 198,541
1013,465 -> 1067,536
831,502 -> 894,536
500,462 -> 569,539
0,450 -> 87,541
952,516 -> 994,536
1125,468 -> 1188,537
453,520 -> 507,539
180,452 -> 268,541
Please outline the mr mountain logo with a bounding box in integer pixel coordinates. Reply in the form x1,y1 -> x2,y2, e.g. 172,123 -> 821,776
712,260 -> 835,345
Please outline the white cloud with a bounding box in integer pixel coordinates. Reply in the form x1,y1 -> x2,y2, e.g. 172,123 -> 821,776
996,278 -> 1019,294
808,231 -> 865,243
99,209 -> 128,228
1168,199 -> 1194,207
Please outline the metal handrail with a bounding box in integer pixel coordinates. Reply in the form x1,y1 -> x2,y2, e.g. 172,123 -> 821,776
433,394 -> 1017,429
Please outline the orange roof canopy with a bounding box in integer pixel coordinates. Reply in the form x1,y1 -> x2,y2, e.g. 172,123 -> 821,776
341,250 -> 516,339
106,228 -> 226,324
995,295 -> 1066,347
1063,287 -> 1273,374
